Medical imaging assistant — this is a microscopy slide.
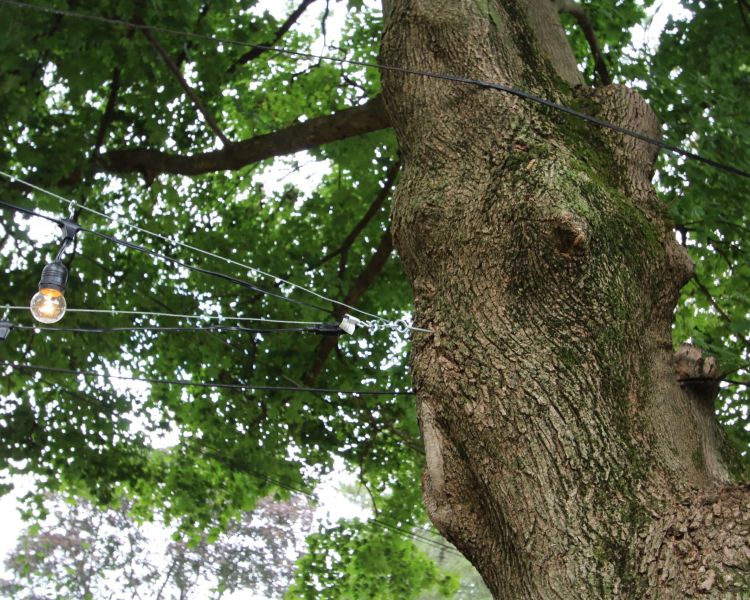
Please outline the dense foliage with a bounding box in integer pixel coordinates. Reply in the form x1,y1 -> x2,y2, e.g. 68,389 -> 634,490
0,0 -> 747,595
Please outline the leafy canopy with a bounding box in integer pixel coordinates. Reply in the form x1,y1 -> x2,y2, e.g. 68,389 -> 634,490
0,0 -> 747,595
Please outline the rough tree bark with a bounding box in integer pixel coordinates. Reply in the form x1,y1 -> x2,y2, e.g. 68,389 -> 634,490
379,0 -> 749,597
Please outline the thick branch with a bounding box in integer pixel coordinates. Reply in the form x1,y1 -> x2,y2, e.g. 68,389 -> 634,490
303,230 -> 393,385
141,28 -> 230,145
553,0 -> 611,85
230,0 -> 317,70
98,96 -> 389,178
321,0 -> 331,43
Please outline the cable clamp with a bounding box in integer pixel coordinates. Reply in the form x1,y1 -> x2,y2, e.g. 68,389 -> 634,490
60,219 -> 81,242
354,318 -> 412,335
338,316 -> 420,336
311,323 -> 345,337
338,314 -> 361,335
0,321 -> 11,341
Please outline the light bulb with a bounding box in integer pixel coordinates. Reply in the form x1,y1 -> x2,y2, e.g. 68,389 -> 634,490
30,261 -> 69,324
30,288 -> 67,323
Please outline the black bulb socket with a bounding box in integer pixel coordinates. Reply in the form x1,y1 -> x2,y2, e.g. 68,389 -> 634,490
39,261 -> 69,293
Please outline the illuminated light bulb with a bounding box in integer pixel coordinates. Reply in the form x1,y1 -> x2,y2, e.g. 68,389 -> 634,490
30,288 -> 67,323
30,261 -> 68,324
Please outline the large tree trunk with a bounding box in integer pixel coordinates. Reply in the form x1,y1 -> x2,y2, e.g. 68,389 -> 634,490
379,0 -> 750,597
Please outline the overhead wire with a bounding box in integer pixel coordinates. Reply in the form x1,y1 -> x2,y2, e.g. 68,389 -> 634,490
0,305 -> 330,325
90,224 -> 333,314
0,361 -> 415,396
0,0 -> 747,180
2,322 -> 343,336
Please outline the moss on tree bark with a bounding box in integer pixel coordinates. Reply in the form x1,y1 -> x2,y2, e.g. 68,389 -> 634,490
380,0 -> 749,596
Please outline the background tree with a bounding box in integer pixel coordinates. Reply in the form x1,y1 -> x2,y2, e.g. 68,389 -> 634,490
1,492 -> 314,599
0,0 -> 747,597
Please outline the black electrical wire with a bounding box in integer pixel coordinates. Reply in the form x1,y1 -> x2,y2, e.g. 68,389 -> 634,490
0,198 -> 58,225
37,379 -> 457,556
0,199 -> 333,316
4,322 -> 344,336
1,361 -> 415,396
1,0 -> 748,180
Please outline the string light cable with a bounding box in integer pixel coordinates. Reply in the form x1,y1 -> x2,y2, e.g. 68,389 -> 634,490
0,305 -> 334,325
0,320 -> 344,336
0,361 -> 416,396
0,198 -> 332,317
0,173 -> 427,336
0,0 -> 748,180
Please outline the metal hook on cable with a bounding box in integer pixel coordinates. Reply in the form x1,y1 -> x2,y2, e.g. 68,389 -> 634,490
394,319 -> 411,335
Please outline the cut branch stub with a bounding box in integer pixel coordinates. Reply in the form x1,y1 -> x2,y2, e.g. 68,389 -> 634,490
675,344 -> 721,406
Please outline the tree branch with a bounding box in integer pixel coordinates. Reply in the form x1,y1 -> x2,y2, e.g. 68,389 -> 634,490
98,95 -> 389,178
739,0 -> 750,37
90,28 -> 137,159
229,0 -> 317,70
321,0 -> 331,46
91,66 -> 122,157
175,1 -> 212,69
553,0 -> 611,85
141,28 -> 230,145
678,376 -> 749,387
316,159 -> 400,276
303,230 -> 393,385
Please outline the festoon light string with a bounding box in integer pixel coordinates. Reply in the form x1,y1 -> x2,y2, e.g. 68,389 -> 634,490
0,178 -> 427,335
